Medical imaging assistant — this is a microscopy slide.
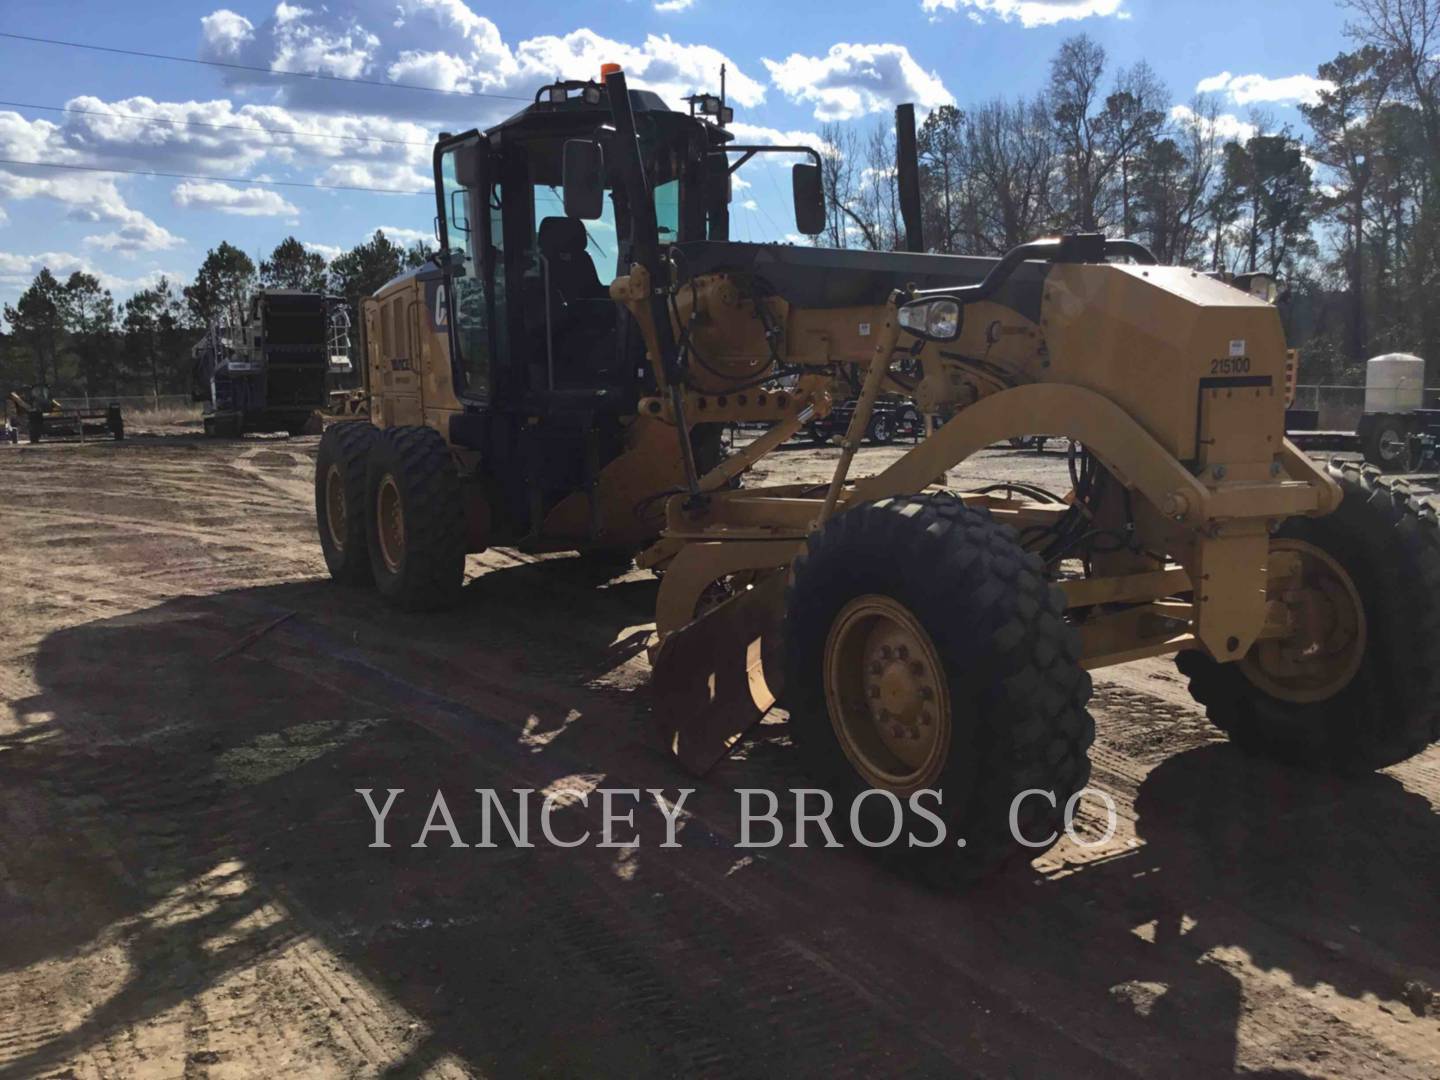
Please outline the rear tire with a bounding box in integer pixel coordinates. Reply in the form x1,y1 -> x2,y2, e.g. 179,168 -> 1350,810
365,425 -> 465,611
784,494 -> 1095,884
1177,462 -> 1440,771
316,421 -> 378,585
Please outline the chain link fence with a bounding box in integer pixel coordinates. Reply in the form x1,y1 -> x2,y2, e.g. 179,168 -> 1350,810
1292,385 -> 1440,430
52,394 -> 195,413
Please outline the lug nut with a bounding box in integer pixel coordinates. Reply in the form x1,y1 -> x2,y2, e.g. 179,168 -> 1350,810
896,645 -> 909,660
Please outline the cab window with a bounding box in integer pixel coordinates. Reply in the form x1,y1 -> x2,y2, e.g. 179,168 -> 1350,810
654,179 -> 679,243
533,185 -> 618,280
438,143 -> 491,399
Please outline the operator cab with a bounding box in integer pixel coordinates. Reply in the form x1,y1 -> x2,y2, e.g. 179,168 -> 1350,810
432,74 -> 823,415
427,69 -> 824,542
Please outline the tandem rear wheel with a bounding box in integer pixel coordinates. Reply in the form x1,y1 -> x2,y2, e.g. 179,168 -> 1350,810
315,421 -> 379,585
362,425 -> 466,611
1178,462 -> 1440,772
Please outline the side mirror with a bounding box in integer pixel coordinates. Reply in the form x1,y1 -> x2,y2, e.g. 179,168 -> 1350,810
563,140 -> 605,220
792,162 -> 825,236
455,143 -> 485,188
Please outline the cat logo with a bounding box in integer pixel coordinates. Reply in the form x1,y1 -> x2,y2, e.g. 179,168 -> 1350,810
433,283 -> 448,329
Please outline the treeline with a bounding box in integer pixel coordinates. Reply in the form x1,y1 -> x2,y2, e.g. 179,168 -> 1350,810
824,0 -> 1440,384
0,231 -> 429,401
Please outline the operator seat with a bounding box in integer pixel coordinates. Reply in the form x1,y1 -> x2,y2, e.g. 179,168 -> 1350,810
538,217 -> 607,302
535,216 -> 618,391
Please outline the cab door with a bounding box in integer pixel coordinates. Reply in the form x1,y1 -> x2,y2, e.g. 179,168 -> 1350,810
434,134 -> 501,407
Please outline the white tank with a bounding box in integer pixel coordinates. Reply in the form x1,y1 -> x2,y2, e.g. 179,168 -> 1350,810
1365,353 -> 1425,414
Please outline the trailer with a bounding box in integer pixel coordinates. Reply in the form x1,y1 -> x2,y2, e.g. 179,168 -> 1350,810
806,395 -> 921,445
5,388 -> 123,444
1287,354 -> 1440,471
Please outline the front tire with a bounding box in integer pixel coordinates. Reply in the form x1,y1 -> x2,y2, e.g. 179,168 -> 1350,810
364,425 -> 465,611
1177,462 -> 1440,771
784,494 -> 1095,884
315,421 -> 378,585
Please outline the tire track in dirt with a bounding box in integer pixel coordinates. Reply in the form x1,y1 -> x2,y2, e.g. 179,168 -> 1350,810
3,436 -> 1439,1077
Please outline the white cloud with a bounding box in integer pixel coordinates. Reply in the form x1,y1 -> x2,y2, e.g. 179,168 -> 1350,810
1170,104 -> 1257,143
303,241 -> 345,261
740,198 -> 759,210
173,180 -> 301,216
374,225 -> 432,246
53,95 -> 434,176
726,121 -> 831,155
655,0 -> 695,10
922,0 -> 1128,26
764,44 -> 953,120
85,218 -> 183,253
1194,72 -> 1334,107
200,9 -> 256,55
316,161 -> 430,192
0,251 -> 179,301
0,113 -> 181,253
515,31 -> 764,108
198,3 -> 762,116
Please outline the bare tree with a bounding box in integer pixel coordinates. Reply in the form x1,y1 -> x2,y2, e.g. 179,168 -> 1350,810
965,96 -> 1056,253
856,124 -> 903,251
817,122 -> 879,250
1048,36 -> 1167,234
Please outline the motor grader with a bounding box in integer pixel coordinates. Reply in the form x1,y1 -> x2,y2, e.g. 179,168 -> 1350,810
314,69 -> 1440,881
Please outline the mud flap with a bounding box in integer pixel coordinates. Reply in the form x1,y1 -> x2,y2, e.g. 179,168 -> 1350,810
649,572 -> 786,775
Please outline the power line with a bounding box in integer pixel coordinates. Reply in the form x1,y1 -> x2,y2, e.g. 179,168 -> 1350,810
0,157 -> 431,196
0,31 -> 532,104
0,99 -> 434,148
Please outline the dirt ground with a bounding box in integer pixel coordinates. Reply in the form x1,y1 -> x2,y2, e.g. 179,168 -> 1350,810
1,421 -> 1438,1079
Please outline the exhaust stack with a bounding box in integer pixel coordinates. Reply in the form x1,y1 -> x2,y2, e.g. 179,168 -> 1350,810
895,103 -> 924,253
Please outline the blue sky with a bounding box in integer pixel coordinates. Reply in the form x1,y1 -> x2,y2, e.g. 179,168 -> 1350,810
0,0 -> 1351,309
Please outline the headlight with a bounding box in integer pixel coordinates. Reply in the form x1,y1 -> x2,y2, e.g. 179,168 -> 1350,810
898,298 -> 962,342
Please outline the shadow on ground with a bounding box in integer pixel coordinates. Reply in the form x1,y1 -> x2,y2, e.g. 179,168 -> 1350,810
1,560 -> 1436,1077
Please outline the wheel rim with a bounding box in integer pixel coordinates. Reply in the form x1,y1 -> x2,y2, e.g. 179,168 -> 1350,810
324,463 -> 347,552
1378,426 -> 1406,463
376,474 -> 405,574
823,595 -> 952,791
1240,539 -> 1367,704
